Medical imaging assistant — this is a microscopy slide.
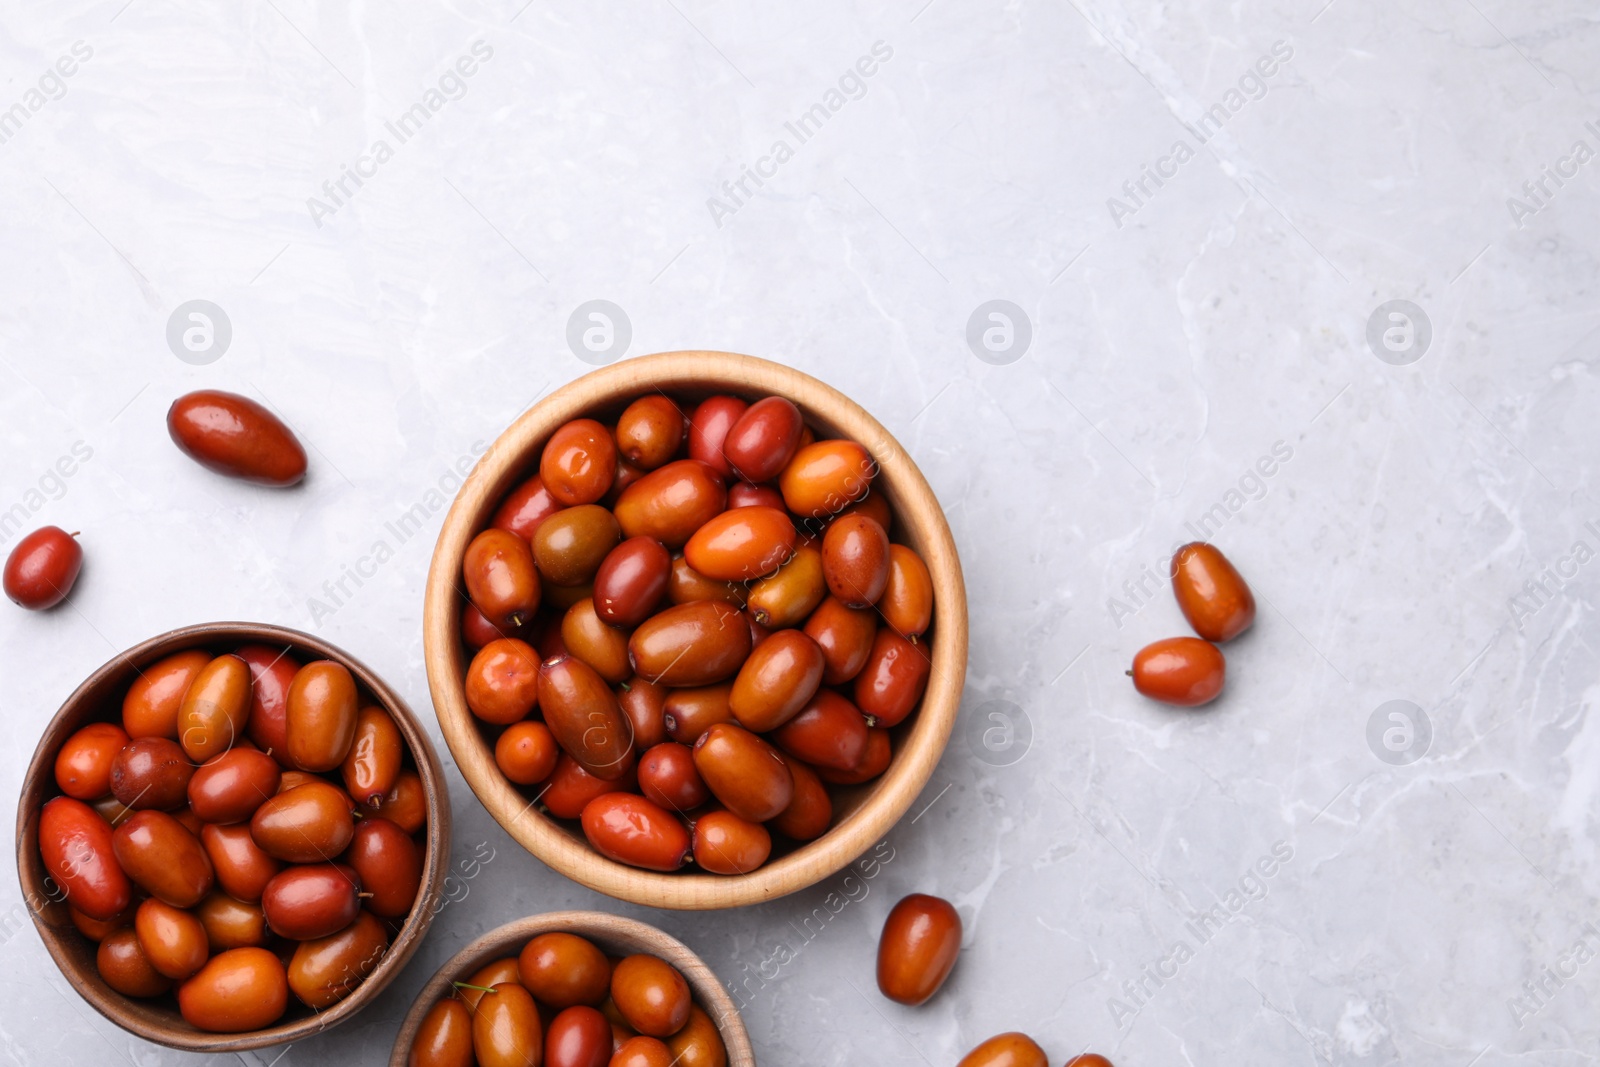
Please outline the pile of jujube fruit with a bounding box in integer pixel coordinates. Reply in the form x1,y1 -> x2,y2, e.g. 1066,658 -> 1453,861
37,645 -> 428,1032
458,392 -> 936,875
409,931 -> 726,1067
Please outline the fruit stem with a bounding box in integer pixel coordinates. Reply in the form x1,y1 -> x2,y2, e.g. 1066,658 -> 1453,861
452,982 -> 497,994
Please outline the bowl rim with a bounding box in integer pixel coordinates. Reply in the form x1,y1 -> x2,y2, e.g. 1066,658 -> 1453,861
386,909 -> 755,1066
423,350 -> 967,909
14,620 -> 453,1053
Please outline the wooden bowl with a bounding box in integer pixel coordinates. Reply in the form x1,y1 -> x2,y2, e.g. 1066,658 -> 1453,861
388,910 -> 754,1065
15,621 -> 453,1053
423,350 -> 967,909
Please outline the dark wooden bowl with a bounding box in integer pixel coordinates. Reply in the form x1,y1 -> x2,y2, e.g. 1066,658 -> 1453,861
388,910 -> 755,1066
15,621 -> 453,1053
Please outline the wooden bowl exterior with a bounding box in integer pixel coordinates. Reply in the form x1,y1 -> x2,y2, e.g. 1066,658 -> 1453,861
423,351 -> 967,909
388,910 -> 754,1066
15,621 -> 452,1053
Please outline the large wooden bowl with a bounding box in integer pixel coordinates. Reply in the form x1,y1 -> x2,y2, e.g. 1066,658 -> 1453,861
388,910 -> 754,1066
15,622 -> 452,1053
423,351 -> 967,909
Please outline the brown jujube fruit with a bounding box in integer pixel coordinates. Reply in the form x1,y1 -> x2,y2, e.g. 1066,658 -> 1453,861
615,395 -> 686,471
593,536 -> 671,627
540,754 -> 638,820
835,489 -> 892,534
726,482 -> 785,510
250,780 -> 355,862
770,691 -> 869,772
492,473 -> 565,540
134,897 -> 209,979
723,396 -> 803,483
612,460 -> 727,548
877,893 -> 962,1005
361,768 -> 427,833
195,891 -> 269,950
200,822 -> 281,902
235,644 -> 301,767
853,629 -> 932,728
518,932 -> 612,1009
1171,541 -> 1256,642
458,957 -> 522,1012
746,544 -> 825,628
112,810 -> 214,908
466,638 -> 542,724
541,417 -> 618,506
779,439 -> 874,517
816,726 -> 891,785
545,1005 -> 612,1067
341,705 -> 402,806
665,1005 -> 726,1067
345,816 -> 422,917
637,743 -> 710,812
662,684 -> 734,745
611,1036 -> 675,1067
682,506 -> 796,582
177,947 -> 289,1032
539,654 -> 635,780
110,735 -> 194,810
55,722 -> 129,800
262,863 -> 361,940
610,955 -> 690,1038
71,902 -> 134,942
580,793 -> 690,872
533,504 -> 622,589
617,678 -> 668,751
177,654 -> 252,764
728,629 -> 825,731
692,809 -> 771,875
464,528 -> 542,628
562,598 -> 633,683
472,981 -> 543,1067
803,596 -> 878,684
666,555 -> 747,608
89,794 -> 135,829
97,927 -> 172,998
288,908 -> 388,1009
628,601 -> 751,687
462,602 -> 519,650
187,747 -> 281,824
881,544 -> 934,637
821,513 -> 890,607
410,998 -> 474,1067
686,395 -> 747,478
1130,637 -> 1225,706
167,390 -> 307,486
122,648 -> 211,739
3,525 -> 82,609
496,720 -> 560,784
691,723 -> 793,822
286,660 -> 359,772
771,758 -> 832,840
955,1033 -> 1048,1067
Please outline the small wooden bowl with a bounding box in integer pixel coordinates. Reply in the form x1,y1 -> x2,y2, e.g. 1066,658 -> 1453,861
423,350 -> 967,909
388,910 -> 754,1066
15,621 -> 453,1053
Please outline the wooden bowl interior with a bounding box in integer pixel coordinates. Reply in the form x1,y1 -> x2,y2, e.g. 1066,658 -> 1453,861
424,351 -> 967,910
15,622 -> 452,1053
387,910 -> 754,1067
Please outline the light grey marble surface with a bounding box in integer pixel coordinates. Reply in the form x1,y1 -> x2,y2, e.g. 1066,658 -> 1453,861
1,0 -> 1598,1063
